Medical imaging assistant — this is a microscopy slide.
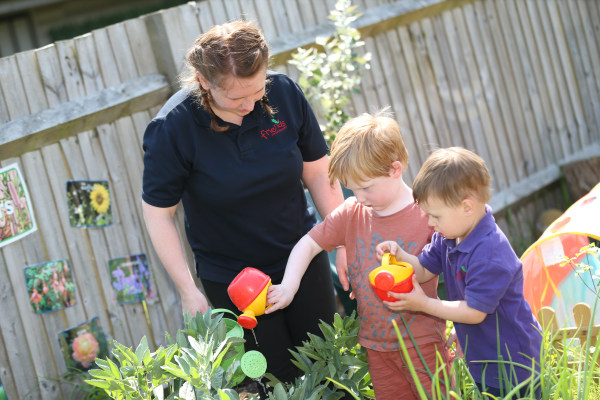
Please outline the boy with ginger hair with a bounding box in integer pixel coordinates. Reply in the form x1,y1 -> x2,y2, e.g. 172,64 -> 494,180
266,110 -> 451,400
377,147 -> 542,399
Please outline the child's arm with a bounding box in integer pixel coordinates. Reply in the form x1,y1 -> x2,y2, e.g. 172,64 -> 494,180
385,276 -> 487,324
265,234 -> 324,313
377,240 -> 436,283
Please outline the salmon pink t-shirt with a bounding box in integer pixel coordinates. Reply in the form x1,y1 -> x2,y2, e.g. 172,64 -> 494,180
309,197 -> 446,351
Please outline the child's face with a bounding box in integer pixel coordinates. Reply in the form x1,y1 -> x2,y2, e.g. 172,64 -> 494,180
420,196 -> 476,242
345,169 -> 400,216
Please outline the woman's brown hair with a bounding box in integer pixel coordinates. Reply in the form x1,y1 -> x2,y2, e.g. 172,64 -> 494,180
181,20 -> 273,131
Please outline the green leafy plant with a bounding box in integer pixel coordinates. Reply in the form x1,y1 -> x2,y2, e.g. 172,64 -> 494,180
264,311 -> 374,400
289,0 -> 371,145
85,309 -> 252,400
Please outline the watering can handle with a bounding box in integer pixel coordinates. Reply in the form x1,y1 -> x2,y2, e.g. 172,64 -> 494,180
382,252 -> 402,268
382,253 -> 391,267
212,308 -> 240,318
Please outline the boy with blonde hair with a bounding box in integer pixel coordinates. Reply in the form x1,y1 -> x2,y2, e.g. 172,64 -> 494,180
266,110 -> 451,400
377,147 -> 542,399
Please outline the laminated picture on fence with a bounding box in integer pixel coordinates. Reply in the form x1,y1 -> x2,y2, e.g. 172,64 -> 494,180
0,375 -> 7,400
58,316 -> 108,373
0,163 -> 37,248
25,259 -> 76,314
108,254 -> 156,304
66,180 -> 113,227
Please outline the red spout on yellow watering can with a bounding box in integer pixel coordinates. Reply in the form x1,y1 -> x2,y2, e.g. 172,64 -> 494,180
227,267 -> 272,329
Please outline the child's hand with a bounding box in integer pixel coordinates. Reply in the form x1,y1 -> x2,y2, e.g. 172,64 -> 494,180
383,275 -> 430,312
265,284 -> 295,314
376,240 -> 404,260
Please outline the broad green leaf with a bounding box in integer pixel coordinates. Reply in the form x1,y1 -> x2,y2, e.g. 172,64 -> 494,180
84,378 -> 112,390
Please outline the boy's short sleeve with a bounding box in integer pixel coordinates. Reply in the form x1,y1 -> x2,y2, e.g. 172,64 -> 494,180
417,232 -> 444,275
308,201 -> 348,251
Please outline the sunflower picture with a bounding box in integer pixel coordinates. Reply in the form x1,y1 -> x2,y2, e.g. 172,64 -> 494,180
66,180 -> 113,227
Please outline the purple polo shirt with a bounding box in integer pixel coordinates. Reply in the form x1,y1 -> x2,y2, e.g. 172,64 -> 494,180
418,206 -> 542,388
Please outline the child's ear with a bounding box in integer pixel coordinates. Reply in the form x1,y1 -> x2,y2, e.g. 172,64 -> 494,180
389,161 -> 403,177
462,196 -> 475,214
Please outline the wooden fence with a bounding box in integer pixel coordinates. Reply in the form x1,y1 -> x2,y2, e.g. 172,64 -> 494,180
538,303 -> 600,363
0,0 -> 598,398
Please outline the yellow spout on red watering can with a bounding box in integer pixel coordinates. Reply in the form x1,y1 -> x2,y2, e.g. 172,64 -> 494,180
227,267 -> 272,329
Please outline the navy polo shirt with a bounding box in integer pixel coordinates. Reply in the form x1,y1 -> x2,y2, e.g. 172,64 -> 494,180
142,72 -> 328,282
418,206 -> 542,387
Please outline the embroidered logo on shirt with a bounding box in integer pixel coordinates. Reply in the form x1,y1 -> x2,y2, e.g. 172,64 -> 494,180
456,265 -> 467,281
260,119 -> 287,139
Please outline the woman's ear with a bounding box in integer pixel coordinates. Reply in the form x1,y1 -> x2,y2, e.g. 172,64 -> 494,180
390,161 -> 403,178
196,72 -> 209,90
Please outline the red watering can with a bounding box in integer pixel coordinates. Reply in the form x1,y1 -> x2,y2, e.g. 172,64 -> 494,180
369,253 -> 414,301
227,267 -> 272,329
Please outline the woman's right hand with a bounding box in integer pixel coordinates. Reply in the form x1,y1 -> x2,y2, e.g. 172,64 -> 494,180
180,287 -> 210,316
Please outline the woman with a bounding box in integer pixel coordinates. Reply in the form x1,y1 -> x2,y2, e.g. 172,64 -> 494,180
141,20 -> 345,383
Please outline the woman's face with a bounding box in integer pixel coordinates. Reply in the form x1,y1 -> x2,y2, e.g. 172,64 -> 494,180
199,69 -> 267,121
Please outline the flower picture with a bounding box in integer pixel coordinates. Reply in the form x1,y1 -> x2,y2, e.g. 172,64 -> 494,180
66,180 -> 113,227
24,260 -> 76,313
0,163 -> 37,248
58,317 -> 108,372
108,254 -> 156,304
0,375 -> 7,400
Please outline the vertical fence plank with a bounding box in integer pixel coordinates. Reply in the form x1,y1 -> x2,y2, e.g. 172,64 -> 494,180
545,0 -> 588,151
419,18 -> 460,155
0,245 -> 48,400
572,0 -> 600,136
429,15 -> 474,153
122,16 -> 186,340
35,45 -> 99,338
462,3 -> 517,186
0,325 -> 17,400
452,7 -> 508,191
531,0 -> 576,156
370,30 -> 421,180
397,25 -> 440,153
496,1 -> 553,171
89,28 -> 157,346
281,0 -> 305,32
476,1 -> 529,177
409,21 -> 452,148
555,0 -> 599,144
382,28 -> 430,167
488,1 -> 543,175
440,10 -> 502,187
516,1 -> 564,162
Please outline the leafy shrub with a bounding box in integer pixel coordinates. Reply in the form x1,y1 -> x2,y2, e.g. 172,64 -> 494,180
85,309 -> 249,400
289,0 -> 371,145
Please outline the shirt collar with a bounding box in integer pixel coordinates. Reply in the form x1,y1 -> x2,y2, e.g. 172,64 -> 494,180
444,205 -> 495,253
